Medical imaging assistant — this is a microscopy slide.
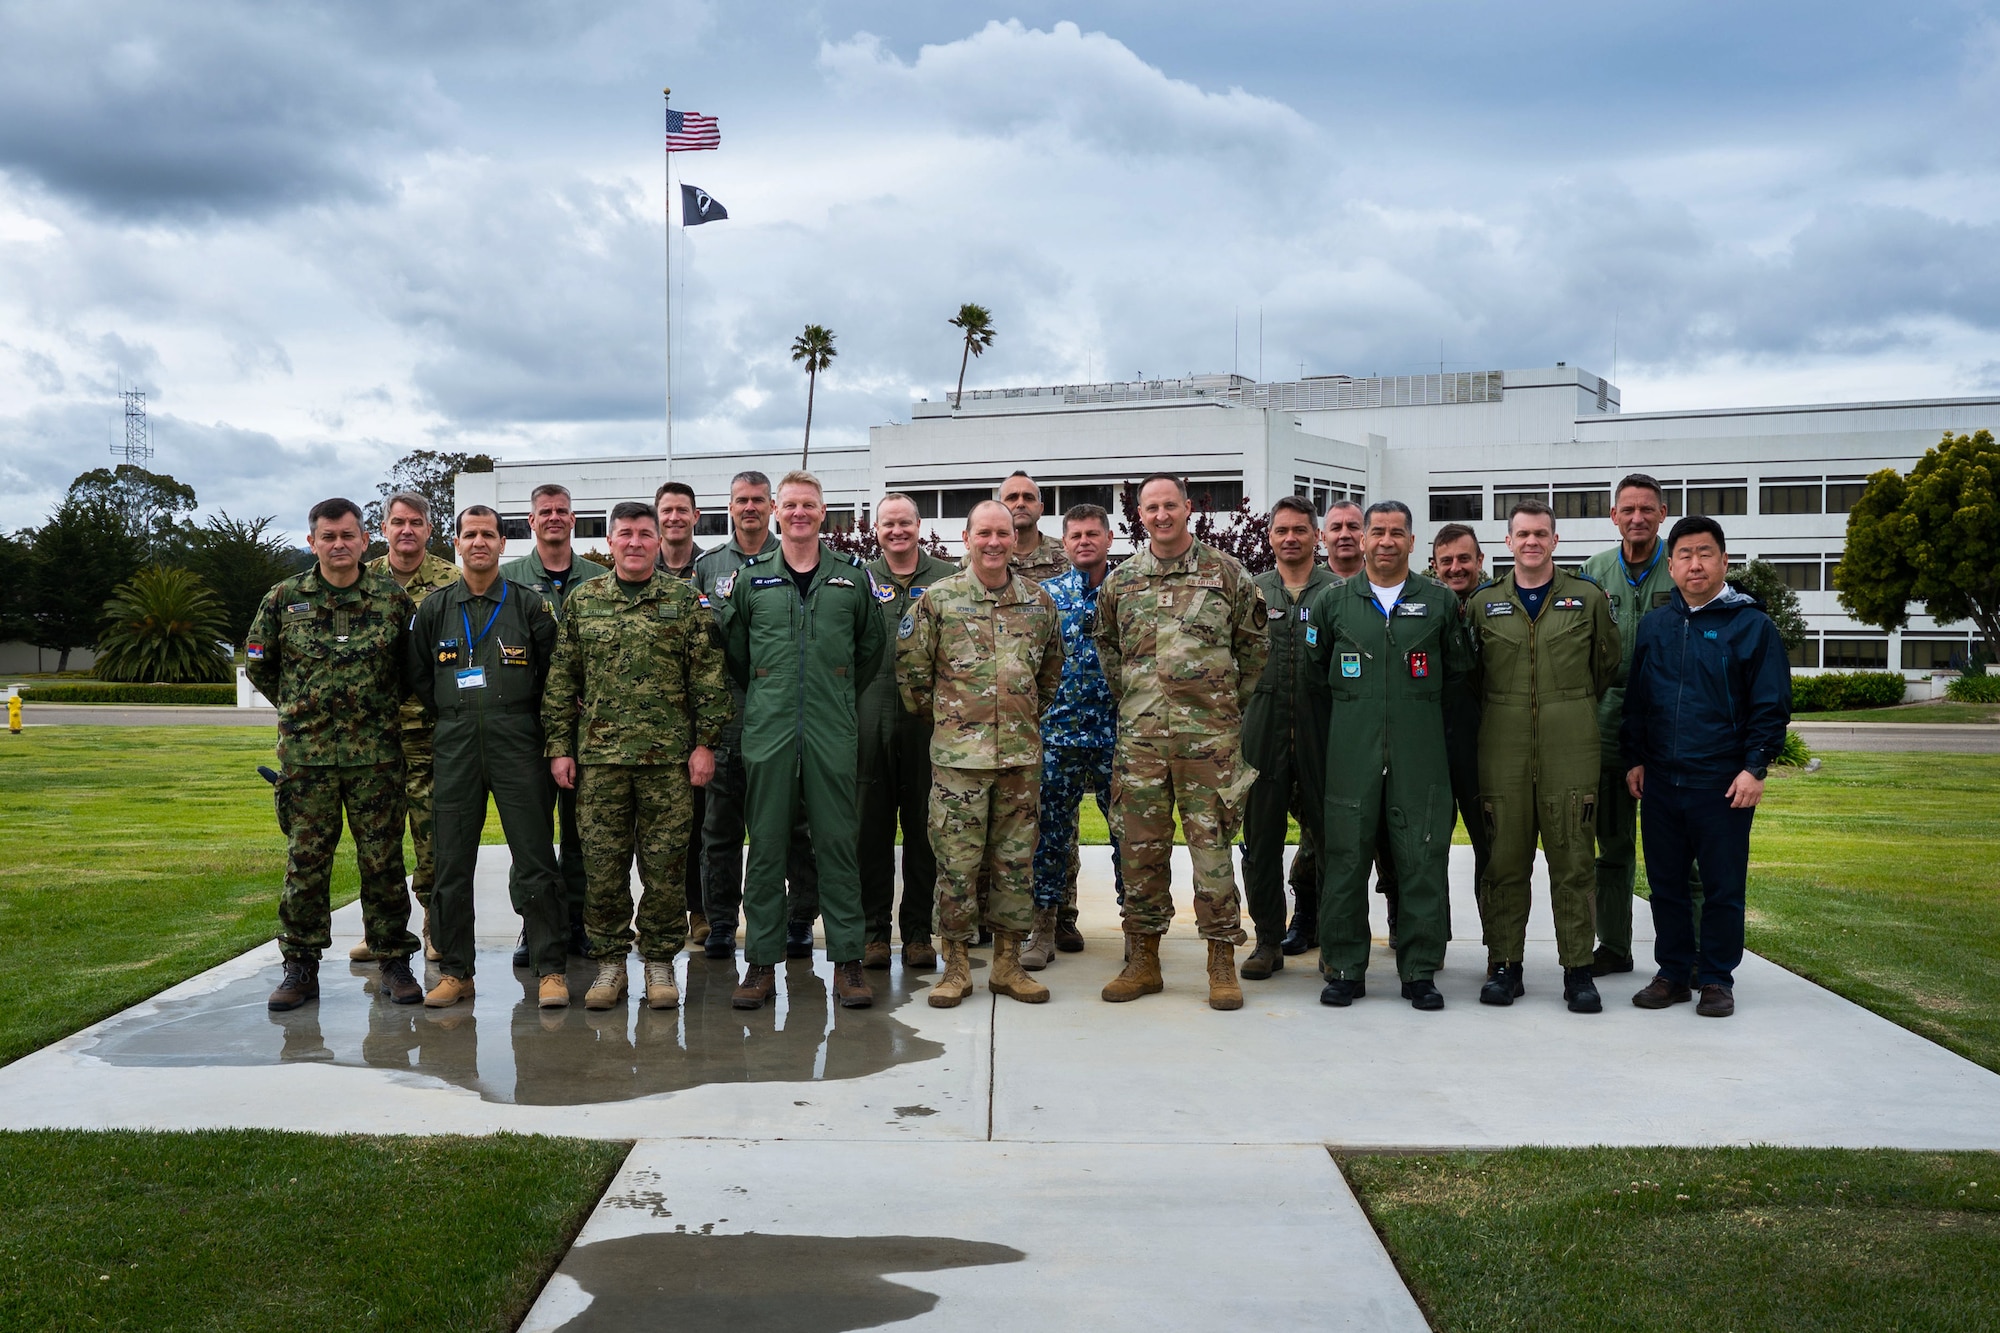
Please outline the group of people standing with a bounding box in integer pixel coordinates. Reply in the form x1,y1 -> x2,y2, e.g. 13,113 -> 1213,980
245,465 -> 1789,1025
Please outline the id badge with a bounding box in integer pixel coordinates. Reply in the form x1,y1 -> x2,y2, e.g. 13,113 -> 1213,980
1408,651 -> 1429,679
456,667 -> 487,690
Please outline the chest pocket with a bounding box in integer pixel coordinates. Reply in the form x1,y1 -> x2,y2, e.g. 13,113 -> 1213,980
282,607 -> 329,660
993,604 -> 1046,694
1164,578 -> 1231,679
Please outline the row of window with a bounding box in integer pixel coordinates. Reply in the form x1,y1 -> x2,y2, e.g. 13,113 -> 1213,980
1428,476 -> 1871,525
1292,475 -> 1368,519
1786,635 -> 1990,672
502,508 -> 858,542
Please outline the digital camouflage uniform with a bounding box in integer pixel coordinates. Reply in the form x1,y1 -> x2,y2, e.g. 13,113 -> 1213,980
897,568 -> 1065,944
1468,568 -> 1621,969
1034,566 -> 1124,912
246,566 -> 418,962
1303,575 -> 1474,983
542,571 -> 733,963
860,549 -> 960,946
1094,539 -> 1269,943
366,551 -> 459,908
1241,565 -> 1338,946
408,576 -> 564,979
658,544 -> 709,927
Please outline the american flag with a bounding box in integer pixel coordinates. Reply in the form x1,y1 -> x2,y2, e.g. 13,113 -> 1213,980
665,109 -> 720,152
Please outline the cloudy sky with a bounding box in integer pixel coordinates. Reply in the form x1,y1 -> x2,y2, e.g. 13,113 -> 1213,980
4,1 -> 1999,537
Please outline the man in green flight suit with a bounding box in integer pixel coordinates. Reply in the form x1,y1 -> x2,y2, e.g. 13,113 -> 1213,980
1239,495 -> 1337,981
406,505 -> 567,1009
352,490 -> 458,964
717,470 -> 888,1011
1466,498 -> 1621,1013
248,497 -> 421,1011
859,491 -> 958,969
1304,500 -> 1473,1011
1580,473 -> 1686,977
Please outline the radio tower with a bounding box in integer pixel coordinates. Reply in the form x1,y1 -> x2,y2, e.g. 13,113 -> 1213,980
115,389 -> 153,463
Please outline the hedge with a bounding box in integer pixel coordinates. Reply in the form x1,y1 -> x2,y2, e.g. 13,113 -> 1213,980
19,683 -> 237,706
1792,671 -> 1908,712
1945,673 -> 2000,703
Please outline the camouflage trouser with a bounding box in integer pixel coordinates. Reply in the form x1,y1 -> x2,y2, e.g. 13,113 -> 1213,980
929,763 -> 1039,944
1110,732 -> 1253,944
576,763 -> 692,962
1032,745 -> 1123,910
276,760 -> 417,961
400,726 -> 435,907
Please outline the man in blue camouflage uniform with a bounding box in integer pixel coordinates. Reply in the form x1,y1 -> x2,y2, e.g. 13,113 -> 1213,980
1024,503 -> 1124,968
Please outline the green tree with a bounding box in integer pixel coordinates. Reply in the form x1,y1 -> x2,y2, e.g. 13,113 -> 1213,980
65,464 -> 198,561
92,566 -> 234,683
26,498 -> 144,671
184,512 -> 293,647
948,302 -> 996,409
0,531 -> 33,643
1728,559 -> 1809,651
790,324 -> 837,470
362,450 -> 497,550
1836,429 -> 2000,671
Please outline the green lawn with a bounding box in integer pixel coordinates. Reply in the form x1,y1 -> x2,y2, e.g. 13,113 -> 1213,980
0,1129 -> 626,1332
1795,700 -> 2000,724
1345,1146 -> 2000,1333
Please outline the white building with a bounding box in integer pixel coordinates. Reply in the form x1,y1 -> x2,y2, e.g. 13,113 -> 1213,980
456,365 -> 2000,677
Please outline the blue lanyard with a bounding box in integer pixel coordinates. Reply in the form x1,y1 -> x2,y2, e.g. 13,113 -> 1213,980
1621,543 -> 1664,590
460,581 -> 508,656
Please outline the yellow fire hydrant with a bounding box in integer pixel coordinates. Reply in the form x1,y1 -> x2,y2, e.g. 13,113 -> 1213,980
7,693 -> 20,734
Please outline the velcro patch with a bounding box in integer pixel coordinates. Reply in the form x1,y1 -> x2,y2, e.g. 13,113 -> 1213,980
284,602 -> 312,617
500,643 -> 528,666
246,643 -> 264,661
874,582 -> 895,602
910,586 -> 927,600
1553,596 -> 1585,609
715,575 -> 735,597
898,613 -> 915,639
1484,601 -> 1516,616
1340,651 -> 1360,677
751,576 -> 786,588
1395,602 -> 1428,616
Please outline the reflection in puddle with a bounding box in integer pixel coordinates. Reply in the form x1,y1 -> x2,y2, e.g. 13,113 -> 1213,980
87,949 -> 948,1105
554,1232 -> 1024,1332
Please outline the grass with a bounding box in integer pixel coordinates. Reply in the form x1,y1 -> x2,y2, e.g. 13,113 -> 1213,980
0,1129 -> 627,1332
1796,700 -> 2000,724
1344,1146 -> 2000,1333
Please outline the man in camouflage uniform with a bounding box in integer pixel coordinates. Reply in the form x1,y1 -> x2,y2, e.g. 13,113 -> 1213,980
544,502 -> 733,1012
899,500 -> 1065,1006
351,490 -> 458,964
997,470 -> 1071,583
249,497 -> 421,1011
654,480 -> 710,946
1026,503 -> 1124,969
1095,473 -> 1269,1011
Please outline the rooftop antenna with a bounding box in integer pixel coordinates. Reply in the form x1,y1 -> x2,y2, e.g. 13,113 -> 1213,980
1612,307 -> 1619,386
1258,307 -> 1263,382
1233,307 -> 1239,378
116,389 -> 152,463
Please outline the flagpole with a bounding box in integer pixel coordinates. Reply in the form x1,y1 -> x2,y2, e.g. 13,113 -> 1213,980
663,86 -> 674,472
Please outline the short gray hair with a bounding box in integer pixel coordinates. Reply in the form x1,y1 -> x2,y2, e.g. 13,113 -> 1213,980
384,490 -> 431,522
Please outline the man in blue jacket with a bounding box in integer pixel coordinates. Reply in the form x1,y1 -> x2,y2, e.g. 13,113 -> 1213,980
1620,515 -> 1791,1018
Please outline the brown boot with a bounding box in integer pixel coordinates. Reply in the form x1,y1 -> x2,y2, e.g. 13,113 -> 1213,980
538,973 -> 570,1009
732,963 -> 777,1010
1101,933 -> 1163,1002
833,959 -> 874,1009
422,907 -> 440,962
902,938 -> 938,969
863,941 -> 893,970
989,930 -> 1051,1004
929,939 -> 974,1008
688,912 -> 710,946
1206,940 -> 1244,1010
379,954 -> 423,1005
268,956 -> 319,1011
347,940 -> 378,963
1019,907 -> 1057,971
1239,940 -> 1283,981
1055,910 -> 1085,953
424,973 -> 474,1008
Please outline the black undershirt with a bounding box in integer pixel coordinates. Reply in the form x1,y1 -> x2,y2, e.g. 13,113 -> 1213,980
785,559 -> 815,599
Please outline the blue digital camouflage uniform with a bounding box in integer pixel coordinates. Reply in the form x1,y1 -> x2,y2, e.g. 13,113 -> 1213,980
1034,565 -> 1124,910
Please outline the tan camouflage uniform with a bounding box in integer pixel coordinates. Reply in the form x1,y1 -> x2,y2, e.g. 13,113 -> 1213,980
366,550 -> 459,907
542,571 -> 734,961
898,568 -> 1064,944
1094,539 -> 1269,943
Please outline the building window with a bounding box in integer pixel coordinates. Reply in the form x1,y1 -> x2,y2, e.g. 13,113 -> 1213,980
574,514 -> 607,539
1825,477 -> 1868,513
694,513 -> 731,537
1823,638 -> 1889,670
1901,639 -> 1973,671
1656,483 -> 1685,517
1055,483 -> 1115,515
500,515 -> 533,541
1552,487 -> 1610,520
1188,479 -> 1244,512
822,506 -> 857,534
1768,558 -> 1822,592
897,489 -> 941,518
1687,483 -> 1747,517
1788,636 -> 1820,670
1493,486 -> 1549,518
941,487 -> 991,519
1760,480 -> 1823,515
1428,489 -> 1482,522
1490,560 -> 1514,581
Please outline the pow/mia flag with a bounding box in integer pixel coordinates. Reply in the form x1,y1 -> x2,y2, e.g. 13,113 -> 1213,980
680,184 -> 728,226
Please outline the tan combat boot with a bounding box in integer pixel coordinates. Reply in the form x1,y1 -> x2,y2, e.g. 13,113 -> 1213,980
1019,906 -> 1057,971
1205,940 -> 1244,1011
688,911 -> 710,946
538,972 -> 570,1009
1101,933 -> 1163,1002
347,940 -> 378,963
422,907 -> 440,962
643,959 -> 679,1010
989,930 -> 1051,1004
584,959 -> 628,1010
863,941 -> 893,970
928,939 -> 975,1008
424,974 -> 474,1008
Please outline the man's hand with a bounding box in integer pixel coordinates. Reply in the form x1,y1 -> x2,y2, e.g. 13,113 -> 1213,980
689,745 -> 715,789
1626,765 -> 1644,799
1726,769 -> 1765,809
551,756 -> 577,790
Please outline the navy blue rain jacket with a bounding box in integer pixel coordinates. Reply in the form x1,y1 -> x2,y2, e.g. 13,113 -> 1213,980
1619,585 -> 1792,789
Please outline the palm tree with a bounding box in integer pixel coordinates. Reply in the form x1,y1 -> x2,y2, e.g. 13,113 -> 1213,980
791,324 -> 837,469
949,303 -> 996,409
93,565 -> 233,683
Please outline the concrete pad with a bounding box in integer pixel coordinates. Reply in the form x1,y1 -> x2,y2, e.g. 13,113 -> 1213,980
518,1139 -> 1428,1332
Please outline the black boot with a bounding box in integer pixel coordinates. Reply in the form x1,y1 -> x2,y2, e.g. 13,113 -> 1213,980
268,956 -> 320,1011
1319,977 -> 1365,1007
1239,941 -> 1283,980
785,920 -> 815,959
1280,906 -> 1318,956
1401,978 -> 1443,1011
1590,945 -> 1635,976
511,930 -> 529,969
1385,893 -> 1400,951
1480,961 -> 1525,1006
703,921 -> 737,960
1563,966 -> 1603,1014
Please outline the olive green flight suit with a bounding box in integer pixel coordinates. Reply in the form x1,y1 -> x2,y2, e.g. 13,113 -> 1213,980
718,543 -> 888,966
1304,575 -> 1473,982
366,551 -> 459,910
1241,566 -> 1337,946
408,577 -> 566,980
1467,568 -> 1621,969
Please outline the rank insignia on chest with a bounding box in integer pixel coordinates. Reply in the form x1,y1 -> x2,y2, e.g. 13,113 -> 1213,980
1157,592 -> 1174,608
1408,650 -> 1429,678
1395,602 -> 1428,616
1484,601 -> 1516,616
246,642 -> 264,661
1553,596 -> 1585,609
1299,606 -> 1310,621
875,583 -> 895,602
284,602 -> 312,617
500,643 -> 528,666
1339,650 -> 1360,677
898,613 -> 915,639
751,576 -> 786,588
827,576 -> 855,588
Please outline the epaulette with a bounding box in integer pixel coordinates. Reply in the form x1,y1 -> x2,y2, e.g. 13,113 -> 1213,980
1571,570 -> 1603,589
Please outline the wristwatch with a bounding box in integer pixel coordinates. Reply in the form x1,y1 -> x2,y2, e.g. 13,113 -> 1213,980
1747,764 -> 1768,781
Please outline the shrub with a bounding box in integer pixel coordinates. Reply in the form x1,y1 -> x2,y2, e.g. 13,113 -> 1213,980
1775,729 -> 1812,767
1792,671 -> 1908,712
92,566 -> 233,684
20,683 -> 235,705
1945,673 -> 2000,703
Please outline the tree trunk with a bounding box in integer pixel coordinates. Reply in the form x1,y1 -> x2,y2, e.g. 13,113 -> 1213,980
955,342 -> 970,409
57,646 -> 71,672
802,366 -> 816,470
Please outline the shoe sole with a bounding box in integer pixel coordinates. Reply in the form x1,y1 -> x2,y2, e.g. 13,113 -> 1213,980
1318,985 -> 1365,1007
928,990 -> 967,1008
1479,989 -> 1522,1006
1208,994 -> 1244,1011
1567,996 -> 1605,1013
1100,983 -> 1164,1002
645,993 -> 680,1010
1410,997 -> 1444,1011
584,989 -> 627,1010
836,996 -> 873,1009
991,983 -> 1050,1004
267,993 -> 317,1012
539,994 -> 569,1009
388,989 -> 424,1006
423,986 -> 472,1008
731,994 -> 769,1010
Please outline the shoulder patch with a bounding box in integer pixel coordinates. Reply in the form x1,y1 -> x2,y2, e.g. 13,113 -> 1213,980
1484,601 -> 1516,616
715,574 -> 735,597
245,642 -> 264,660
874,581 -> 895,602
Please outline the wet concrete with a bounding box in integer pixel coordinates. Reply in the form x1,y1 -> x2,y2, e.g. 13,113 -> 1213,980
551,1233 -> 1024,1332
90,949 -> 947,1106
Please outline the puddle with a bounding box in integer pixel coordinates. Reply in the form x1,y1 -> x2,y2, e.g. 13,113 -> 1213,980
553,1232 -> 1024,1331
87,948 -> 948,1105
